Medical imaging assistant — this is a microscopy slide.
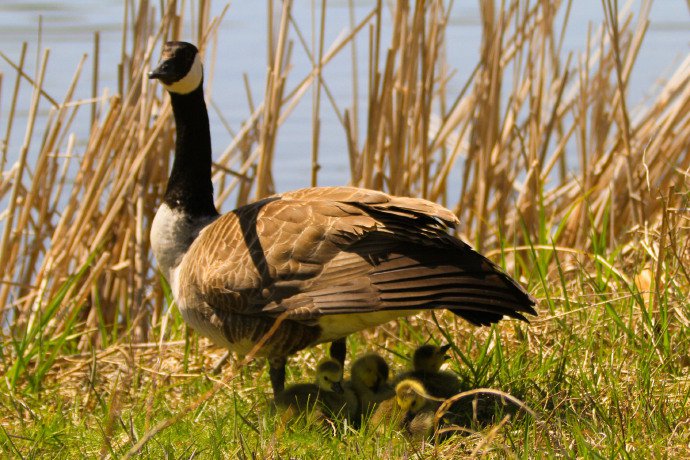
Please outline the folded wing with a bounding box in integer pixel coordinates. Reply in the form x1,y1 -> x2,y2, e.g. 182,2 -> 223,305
179,187 -> 536,326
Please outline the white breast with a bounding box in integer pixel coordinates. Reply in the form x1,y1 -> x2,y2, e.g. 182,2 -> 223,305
169,265 -> 233,349
150,203 -> 216,281
152,203 -> 231,347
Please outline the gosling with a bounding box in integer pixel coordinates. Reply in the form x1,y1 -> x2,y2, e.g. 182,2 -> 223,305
345,353 -> 395,423
370,379 -> 437,439
393,344 -> 461,399
275,358 -> 352,421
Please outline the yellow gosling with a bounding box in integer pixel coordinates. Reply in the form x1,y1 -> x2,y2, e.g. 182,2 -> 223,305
370,379 -> 438,438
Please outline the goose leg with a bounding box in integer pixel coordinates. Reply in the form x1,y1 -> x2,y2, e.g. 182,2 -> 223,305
269,356 -> 287,396
330,338 -> 347,366
210,350 -> 231,375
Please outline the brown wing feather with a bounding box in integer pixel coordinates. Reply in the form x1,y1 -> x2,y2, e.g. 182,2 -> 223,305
179,186 -> 535,327
268,239 -> 535,324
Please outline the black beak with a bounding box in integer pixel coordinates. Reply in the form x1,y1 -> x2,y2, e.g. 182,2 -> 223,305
332,381 -> 344,394
148,68 -> 162,80
148,62 -> 171,81
374,375 -> 383,392
439,344 -> 452,353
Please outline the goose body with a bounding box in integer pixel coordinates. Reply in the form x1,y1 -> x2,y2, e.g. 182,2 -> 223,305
149,42 -> 537,397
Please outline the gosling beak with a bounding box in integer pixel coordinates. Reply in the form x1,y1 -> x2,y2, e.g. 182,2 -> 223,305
439,344 -> 452,353
332,381 -> 344,394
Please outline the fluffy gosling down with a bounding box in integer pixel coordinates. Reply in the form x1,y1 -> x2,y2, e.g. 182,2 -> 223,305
401,344 -> 513,427
275,358 -> 352,420
393,344 -> 462,399
148,41 -> 537,398
345,353 -> 395,422
370,380 -> 438,439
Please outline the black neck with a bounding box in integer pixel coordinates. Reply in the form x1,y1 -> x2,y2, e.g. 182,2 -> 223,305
164,83 -> 218,218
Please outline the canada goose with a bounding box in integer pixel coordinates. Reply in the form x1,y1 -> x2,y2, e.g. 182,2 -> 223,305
393,344 -> 462,399
274,358 -> 348,419
370,379 -> 437,439
346,353 -> 395,421
148,41 -> 537,398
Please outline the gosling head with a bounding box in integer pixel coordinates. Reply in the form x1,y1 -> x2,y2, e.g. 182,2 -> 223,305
412,344 -> 451,373
149,41 -> 203,95
315,358 -> 344,393
351,353 -> 389,391
394,380 -> 429,414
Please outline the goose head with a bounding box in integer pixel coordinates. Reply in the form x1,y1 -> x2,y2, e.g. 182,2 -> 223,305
315,358 -> 344,394
394,380 -> 429,414
351,353 -> 389,392
149,41 -> 203,95
412,344 -> 451,373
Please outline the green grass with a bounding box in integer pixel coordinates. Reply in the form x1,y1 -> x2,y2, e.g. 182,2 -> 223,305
2,233 -> 689,459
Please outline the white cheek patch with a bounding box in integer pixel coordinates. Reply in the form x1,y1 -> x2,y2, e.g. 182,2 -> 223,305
163,53 -> 203,94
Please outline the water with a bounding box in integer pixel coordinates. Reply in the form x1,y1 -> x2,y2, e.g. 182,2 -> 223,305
0,1 -> 688,197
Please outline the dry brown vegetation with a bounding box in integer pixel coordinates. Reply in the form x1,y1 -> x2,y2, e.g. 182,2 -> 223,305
1,0 -> 689,457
